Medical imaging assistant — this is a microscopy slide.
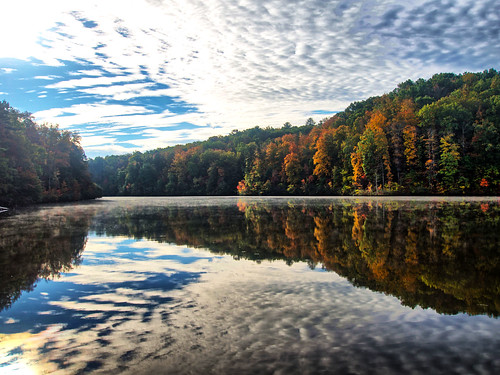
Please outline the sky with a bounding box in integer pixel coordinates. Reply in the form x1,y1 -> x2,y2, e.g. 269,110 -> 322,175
0,0 -> 499,158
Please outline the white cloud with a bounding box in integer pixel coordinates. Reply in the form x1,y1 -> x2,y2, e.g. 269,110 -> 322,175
45,75 -> 143,89
84,143 -> 136,156
35,103 -> 156,126
79,134 -> 118,148
34,75 -> 62,80
78,82 -> 169,101
1,68 -> 17,74
34,102 -> 208,131
33,102 -> 223,155
68,69 -> 107,76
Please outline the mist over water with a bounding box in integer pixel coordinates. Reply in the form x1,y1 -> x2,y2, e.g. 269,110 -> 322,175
1,197 -> 499,374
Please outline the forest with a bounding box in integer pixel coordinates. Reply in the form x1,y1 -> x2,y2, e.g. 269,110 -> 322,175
0,101 -> 102,207
89,69 -> 500,196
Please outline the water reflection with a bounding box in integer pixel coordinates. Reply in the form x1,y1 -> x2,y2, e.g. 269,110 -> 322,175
0,197 -> 500,374
0,205 -> 92,311
87,197 -> 500,317
1,197 -> 500,316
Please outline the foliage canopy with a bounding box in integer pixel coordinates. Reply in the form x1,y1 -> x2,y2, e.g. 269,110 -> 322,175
0,101 -> 102,207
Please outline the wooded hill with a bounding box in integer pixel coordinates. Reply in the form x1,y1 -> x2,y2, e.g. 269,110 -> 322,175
91,69 -> 499,196
0,101 -> 102,207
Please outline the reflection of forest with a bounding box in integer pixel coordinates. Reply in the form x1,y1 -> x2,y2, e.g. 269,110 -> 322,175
0,208 -> 93,311
91,200 -> 500,317
1,200 -> 499,316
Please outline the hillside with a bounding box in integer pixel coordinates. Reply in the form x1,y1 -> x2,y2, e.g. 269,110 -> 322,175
88,69 -> 499,196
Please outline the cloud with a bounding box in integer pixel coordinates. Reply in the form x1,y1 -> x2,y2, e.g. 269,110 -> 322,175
1,68 -> 17,74
78,82 -> 174,101
33,102 -> 226,156
45,74 -> 143,89
33,75 -> 62,80
68,69 -> 107,76
1,0 -> 499,156
34,103 -> 156,126
366,0 -> 500,71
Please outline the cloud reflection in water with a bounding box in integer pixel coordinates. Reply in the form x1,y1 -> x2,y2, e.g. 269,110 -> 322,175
1,235 -> 499,374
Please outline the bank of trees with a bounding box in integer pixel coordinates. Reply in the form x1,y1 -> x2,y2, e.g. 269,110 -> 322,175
0,101 -> 101,207
89,69 -> 500,196
90,124 -> 315,196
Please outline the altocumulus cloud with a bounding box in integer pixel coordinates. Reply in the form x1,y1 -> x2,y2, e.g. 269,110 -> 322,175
0,0 -> 498,156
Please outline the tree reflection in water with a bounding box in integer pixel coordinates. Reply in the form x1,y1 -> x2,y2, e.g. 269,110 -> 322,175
1,198 -> 499,316
0,205 -> 93,311
89,198 -> 500,317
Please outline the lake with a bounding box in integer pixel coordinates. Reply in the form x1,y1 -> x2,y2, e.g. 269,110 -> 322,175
1,196 -> 500,374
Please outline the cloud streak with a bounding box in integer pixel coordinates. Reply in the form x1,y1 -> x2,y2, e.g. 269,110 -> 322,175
0,0 -> 498,156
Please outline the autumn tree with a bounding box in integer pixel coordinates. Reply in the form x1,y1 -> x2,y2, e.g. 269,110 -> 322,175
357,112 -> 392,190
283,152 -> 302,193
438,134 -> 461,192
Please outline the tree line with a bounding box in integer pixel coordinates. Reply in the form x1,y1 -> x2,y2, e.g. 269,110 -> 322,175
89,69 -> 500,196
0,101 -> 102,207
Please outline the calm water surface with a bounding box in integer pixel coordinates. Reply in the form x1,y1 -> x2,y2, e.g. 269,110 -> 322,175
1,196 -> 500,374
